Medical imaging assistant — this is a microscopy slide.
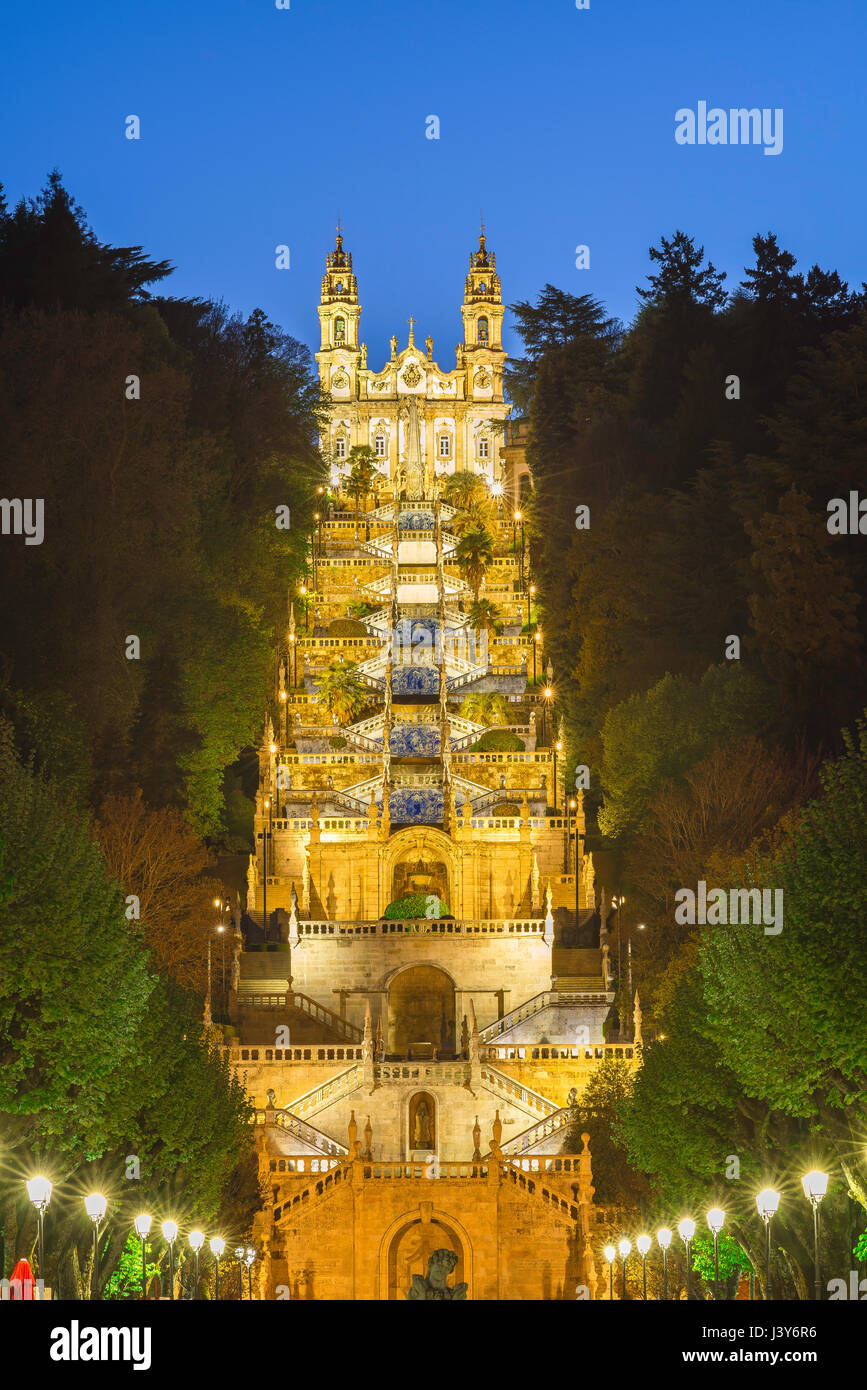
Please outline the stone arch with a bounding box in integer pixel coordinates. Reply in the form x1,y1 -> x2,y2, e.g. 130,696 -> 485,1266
381,825 -> 460,916
378,1206 -> 473,1301
386,963 -> 456,1057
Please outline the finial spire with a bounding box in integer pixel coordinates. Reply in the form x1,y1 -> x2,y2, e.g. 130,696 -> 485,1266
407,315 -> 415,346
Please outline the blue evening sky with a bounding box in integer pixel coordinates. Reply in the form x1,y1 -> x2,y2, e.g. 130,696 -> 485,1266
1,0 -> 864,370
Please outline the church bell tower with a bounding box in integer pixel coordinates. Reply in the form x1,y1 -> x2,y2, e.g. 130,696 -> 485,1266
316,226 -> 361,393
461,227 -> 505,357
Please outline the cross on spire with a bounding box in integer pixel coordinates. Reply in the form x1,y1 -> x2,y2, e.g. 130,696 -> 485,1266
407,315 -> 415,345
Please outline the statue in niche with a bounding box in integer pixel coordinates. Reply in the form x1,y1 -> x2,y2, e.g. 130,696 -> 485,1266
412,1096 -> 433,1148
406,1249 -> 467,1301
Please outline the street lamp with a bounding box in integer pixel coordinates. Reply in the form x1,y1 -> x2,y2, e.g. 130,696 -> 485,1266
603,1244 -> 616,1301
210,1236 -> 226,1300
617,1237 -> 631,1300
299,584 -> 309,631
678,1218 -> 696,1300
84,1193 -> 107,1301
188,1229 -> 205,1300
636,1234 -> 651,1300
533,629 -> 540,683
161,1220 -> 178,1301
527,582 -> 535,630
234,1246 -> 246,1300
707,1207 -> 726,1301
657,1227 -> 673,1301
133,1214 -> 152,1301
27,1176 -> 52,1292
542,682 -> 552,745
756,1188 -> 780,1301
245,1246 -> 256,1300
801,1170 -> 829,1301
553,740 -> 561,812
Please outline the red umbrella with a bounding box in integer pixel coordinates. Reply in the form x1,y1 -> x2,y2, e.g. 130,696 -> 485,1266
8,1257 -> 37,1299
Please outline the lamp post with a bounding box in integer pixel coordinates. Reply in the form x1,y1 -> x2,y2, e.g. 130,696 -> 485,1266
618,1238 -> 631,1300
603,1244 -> 616,1301
801,1170 -> 829,1301
188,1230 -> 205,1300
235,1246 -> 246,1300
533,629 -> 540,684
84,1193 -> 106,1301
636,1234 -> 651,1300
289,632 -> 297,687
133,1214 -> 152,1301
541,681 -> 552,746
678,1218 -> 696,1300
755,1188 -> 780,1301
527,583 -> 535,631
553,740 -> 561,812
300,584 -> 309,632
27,1176 -> 52,1293
566,796 -> 576,875
210,1237 -> 225,1301
245,1246 -> 256,1300
161,1220 -> 178,1301
657,1227 -> 672,1301
707,1207 -> 725,1301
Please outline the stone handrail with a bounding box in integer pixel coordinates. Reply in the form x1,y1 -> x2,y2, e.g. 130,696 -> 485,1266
373,1061 -> 470,1085
288,1063 -> 362,1120
259,1109 -> 348,1157
500,1109 -> 573,1155
230,1044 -> 363,1064
480,1064 -> 560,1119
478,990 -> 552,1041
294,918 -> 547,936
236,991 -> 363,1043
269,1156 -> 342,1175
482,1042 -> 634,1064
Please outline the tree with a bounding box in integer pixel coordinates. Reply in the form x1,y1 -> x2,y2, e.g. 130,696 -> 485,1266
637,230 -> 728,311
454,523 -> 494,602
506,284 -> 621,413
466,598 -> 504,636
347,446 -> 382,530
94,791 -> 222,993
316,660 -> 367,726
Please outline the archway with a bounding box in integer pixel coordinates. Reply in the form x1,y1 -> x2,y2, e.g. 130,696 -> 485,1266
384,1216 -> 467,1300
387,965 -> 455,1057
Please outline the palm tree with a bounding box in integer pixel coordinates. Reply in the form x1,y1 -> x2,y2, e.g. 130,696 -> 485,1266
316,660 -> 368,726
454,523 -> 494,602
443,470 -> 496,534
458,691 -> 508,726
347,445 -> 382,534
467,598 -> 504,636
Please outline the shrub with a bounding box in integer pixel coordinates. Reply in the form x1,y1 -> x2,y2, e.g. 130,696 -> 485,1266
382,893 -> 452,920
328,618 -> 367,638
471,730 -> 525,752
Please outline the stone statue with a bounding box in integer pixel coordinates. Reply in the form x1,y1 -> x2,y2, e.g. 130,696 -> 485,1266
246,853 -> 258,914
425,334 -> 433,359
360,342 -> 367,367
390,334 -> 397,359
567,1086 -> 579,1110
413,1097 -> 433,1148
406,1249 -> 467,1301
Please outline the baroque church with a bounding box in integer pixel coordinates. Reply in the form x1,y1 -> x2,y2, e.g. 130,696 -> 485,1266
224,229 -> 640,1300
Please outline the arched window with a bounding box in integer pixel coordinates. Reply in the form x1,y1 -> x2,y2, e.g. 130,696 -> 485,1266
335,317 -> 346,344
438,435 -> 451,458
374,434 -> 386,457
335,436 -> 347,460
477,317 -> 489,344
478,437 -> 490,459
519,472 -> 532,502
336,280 -> 344,293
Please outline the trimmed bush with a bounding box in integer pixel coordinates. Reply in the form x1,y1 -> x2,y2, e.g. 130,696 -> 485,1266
328,618 -> 367,638
382,893 -> 452,920
471,730 -> 525,752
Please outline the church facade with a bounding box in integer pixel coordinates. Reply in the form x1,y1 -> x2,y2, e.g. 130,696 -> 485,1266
224,230 -> 640,1301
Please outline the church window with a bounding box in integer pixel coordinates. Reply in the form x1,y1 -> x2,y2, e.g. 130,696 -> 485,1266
374,434 -> 386,457
335,317 -> 346,344
439,435 -> 451,458
336,280 -> 344,292
478,316 -> 489,344
478,437 -> 490,459
335,436 -> 347,459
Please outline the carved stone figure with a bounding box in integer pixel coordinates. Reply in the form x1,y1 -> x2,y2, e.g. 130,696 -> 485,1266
406,1249 -> 467,1301
413,1097 -> 433,1147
